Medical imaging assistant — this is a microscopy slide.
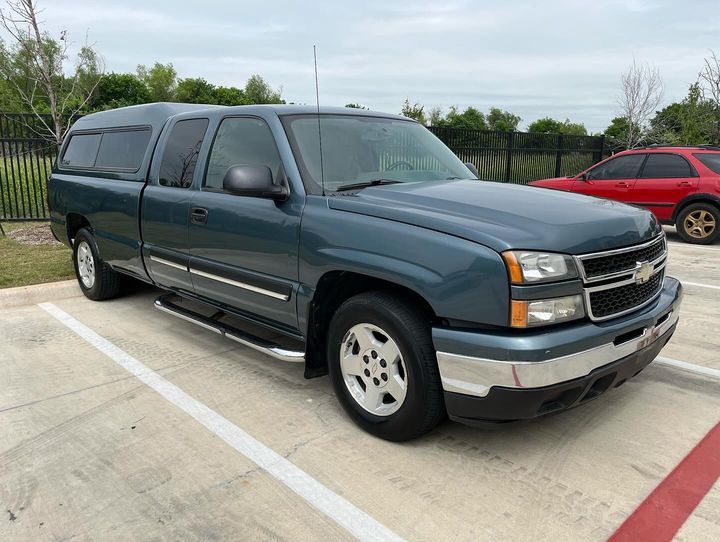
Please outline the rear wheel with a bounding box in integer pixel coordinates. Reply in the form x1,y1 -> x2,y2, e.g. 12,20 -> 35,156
676,203 -> 719,244
72,228 -> 121,300
327,291 -> 445,441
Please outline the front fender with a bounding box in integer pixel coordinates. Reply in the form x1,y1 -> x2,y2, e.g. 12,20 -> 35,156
298,197 -> 509,329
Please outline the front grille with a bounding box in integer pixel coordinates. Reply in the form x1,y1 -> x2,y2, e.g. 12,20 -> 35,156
588,270 -> 664,319
581,236 -> 665,279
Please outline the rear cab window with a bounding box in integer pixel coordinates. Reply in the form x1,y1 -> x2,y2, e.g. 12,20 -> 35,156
693,153 -> 720,175
61,128 -> 151,171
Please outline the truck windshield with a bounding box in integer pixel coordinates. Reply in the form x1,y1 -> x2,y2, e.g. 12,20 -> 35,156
281,114 -> 476,194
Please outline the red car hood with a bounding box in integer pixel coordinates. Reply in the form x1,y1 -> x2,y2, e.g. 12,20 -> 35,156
529,177 -> 574,188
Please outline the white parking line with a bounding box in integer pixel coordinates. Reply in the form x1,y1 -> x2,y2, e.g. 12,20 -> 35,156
680,281 -> 720,291
38,302 -> 403,542
655,356 -> 720,380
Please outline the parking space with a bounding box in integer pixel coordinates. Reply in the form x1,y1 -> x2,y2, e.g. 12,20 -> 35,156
1,242 -> 719,541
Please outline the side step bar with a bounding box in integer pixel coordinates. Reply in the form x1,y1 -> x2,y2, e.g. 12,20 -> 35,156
153,293 -> 305,363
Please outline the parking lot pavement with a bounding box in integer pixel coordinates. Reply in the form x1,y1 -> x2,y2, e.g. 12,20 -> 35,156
1,243 -> 718,541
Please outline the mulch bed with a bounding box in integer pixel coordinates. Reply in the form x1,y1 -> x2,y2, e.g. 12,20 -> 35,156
6,223 -> 64,247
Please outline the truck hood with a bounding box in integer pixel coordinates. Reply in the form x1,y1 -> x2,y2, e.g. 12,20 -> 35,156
327,180 -> 661,254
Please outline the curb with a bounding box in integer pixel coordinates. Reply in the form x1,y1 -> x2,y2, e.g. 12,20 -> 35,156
0,279 -> 81,309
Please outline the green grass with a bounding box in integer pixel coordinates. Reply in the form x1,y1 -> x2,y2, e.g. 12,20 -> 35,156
0,222 -> 74,288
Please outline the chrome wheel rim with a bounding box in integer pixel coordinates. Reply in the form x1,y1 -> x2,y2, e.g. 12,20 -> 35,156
684,210 -> 716,239
339,323 -> 408,416
76,241 -> 95,289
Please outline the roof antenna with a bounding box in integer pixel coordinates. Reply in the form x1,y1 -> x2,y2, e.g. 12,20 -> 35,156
313,45 -> 326,196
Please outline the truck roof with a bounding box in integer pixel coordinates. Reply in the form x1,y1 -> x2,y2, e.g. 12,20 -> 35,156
70,102 -> 222,132
69,103 -> 412,133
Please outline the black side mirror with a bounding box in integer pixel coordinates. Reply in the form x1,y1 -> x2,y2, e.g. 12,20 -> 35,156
465,162 -> 479,177
222,165 -> 288,200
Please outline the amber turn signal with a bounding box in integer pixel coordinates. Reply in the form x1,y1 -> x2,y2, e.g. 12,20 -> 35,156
510,300 -> 528,328
502,251 -> 523,284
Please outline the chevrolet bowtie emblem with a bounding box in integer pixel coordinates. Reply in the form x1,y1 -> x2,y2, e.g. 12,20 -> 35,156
635,261 -> 654,284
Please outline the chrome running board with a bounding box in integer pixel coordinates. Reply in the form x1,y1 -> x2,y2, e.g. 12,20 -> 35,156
153,293 -> 305,363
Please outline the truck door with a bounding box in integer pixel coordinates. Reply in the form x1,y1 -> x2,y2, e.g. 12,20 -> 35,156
188,116 -> 301,332
141,118 -> 210,294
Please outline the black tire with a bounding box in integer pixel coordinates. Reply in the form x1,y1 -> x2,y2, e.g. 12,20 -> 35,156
327,291 -> 445,441
72,228 -> 121,300
676,203 -> 720,245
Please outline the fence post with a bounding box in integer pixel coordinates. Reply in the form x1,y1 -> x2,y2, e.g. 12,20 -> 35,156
595,134 -> 605,163
504,131 -> 514,182
554,134 -> 564,177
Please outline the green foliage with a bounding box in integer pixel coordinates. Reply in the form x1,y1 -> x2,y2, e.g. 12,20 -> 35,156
212,85 -> 247,106
442,106 -> 487,130
175,77 -> 216,104
137,62 -> 177,102
400,99 -> 426,124
528,117 -> 588,135
604,116 -> 630,147
649,83 -> 719,145
486,107 -> 521,131
345,103 -> 368,109
243,74 -> 283,104
94,73 -> 150,110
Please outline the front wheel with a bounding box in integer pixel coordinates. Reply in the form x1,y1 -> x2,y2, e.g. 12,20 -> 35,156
327,291 -> 445,441
676,203 -> 719,244
72,228 -> 121,300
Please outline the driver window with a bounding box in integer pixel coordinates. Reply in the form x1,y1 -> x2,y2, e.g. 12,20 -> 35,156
205,117 -> 282,190
587,154 -> 645,180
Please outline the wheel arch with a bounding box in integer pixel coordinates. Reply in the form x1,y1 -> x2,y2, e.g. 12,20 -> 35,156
66,213 -> 92,245
302,270 -> 438,379
671,193 -> 720,223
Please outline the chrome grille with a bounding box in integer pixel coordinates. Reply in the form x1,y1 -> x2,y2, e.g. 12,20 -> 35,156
581,236 -> 666,279
576,234 -> 667,321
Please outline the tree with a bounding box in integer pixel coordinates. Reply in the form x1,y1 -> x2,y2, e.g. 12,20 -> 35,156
443,106 -> 487,130
212,85 -> 246,106
244,74 -> 282,104
698,51 -> 720,144
93,72 -> 149,110
137,62 -> 177,102
345,103 -> 367,109
649,84 -> 717,145
428,106 -> 444,126
400,98 -> 426,124
0,0 -> 104,144
486,107 -> 520,131
528,117 -> 587,135
175,77 -> 215,104
617,59 -> 664,148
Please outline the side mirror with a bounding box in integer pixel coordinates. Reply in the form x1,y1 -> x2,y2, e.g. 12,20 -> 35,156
464,162 -> 479,177
578,173 -> 588,181
222,165 -> 288,200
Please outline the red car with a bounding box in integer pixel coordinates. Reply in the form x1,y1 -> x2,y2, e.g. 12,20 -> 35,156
530,145 -> 720,244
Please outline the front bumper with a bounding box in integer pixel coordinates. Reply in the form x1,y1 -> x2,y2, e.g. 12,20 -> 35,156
434,277 -> 683,425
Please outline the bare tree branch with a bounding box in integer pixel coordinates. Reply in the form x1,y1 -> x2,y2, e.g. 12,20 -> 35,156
0,0 -> 104,145
617,59 -> 664,149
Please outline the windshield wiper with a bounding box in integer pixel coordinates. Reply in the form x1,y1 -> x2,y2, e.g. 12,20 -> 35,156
334,179 -> 402,192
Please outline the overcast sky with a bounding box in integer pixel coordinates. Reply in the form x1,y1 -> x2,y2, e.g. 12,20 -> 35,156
33,0 -> 720,132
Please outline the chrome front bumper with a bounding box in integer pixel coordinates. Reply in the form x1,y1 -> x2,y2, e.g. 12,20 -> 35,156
435,278 -> 682,399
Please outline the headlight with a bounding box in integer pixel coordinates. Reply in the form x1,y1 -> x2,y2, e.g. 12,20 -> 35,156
510,295 -> 585,328
502,251 -> 578,284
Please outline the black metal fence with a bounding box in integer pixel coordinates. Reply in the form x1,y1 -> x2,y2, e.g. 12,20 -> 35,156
0,114 -> 62,221
0,112 -> 606,220
428,127 -> 605,184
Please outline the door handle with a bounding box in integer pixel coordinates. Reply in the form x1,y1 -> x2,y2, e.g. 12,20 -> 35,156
616,182 -> 630,188
191,207 -> 208,224
677,181 -> 692,187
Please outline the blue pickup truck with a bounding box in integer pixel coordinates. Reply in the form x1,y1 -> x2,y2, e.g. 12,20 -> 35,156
49,103 -> 682,441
